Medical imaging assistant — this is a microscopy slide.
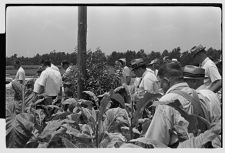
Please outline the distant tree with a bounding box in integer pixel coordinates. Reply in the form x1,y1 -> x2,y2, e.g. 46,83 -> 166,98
170,47 -> 181,61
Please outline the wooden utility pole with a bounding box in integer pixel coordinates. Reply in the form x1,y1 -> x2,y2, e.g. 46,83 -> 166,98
77,6 -> 87,99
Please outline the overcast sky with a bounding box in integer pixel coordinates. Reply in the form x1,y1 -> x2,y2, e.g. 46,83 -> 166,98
6,6 -> 221,57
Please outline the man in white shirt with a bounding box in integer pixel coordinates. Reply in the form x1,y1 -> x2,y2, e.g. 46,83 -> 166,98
191,45 -> 221,92
38,60 -> 63,99
144,62 -> 220,148
115,58 -> 131,85
14,60 -> 25,85
61,60 -> 74,81
131,58 -> 160,94
33,66 -> 44,94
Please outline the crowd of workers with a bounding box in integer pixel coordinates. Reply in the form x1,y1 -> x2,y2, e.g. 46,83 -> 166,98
7,44 -> 222,148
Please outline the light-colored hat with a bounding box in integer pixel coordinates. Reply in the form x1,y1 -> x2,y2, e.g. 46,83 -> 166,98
190,44 -> 206,57
118,58 -> 126,65
172,58 -> 178,62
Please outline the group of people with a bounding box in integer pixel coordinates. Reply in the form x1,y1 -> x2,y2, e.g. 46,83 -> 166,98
8,44 -> 222,148
115,45 -> 222,148
9,58 -> 75,102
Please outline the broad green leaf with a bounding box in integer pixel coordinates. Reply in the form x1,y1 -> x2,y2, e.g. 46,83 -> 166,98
100,132 -> 126,148
68,112 -> 81,123
103,108 -> 130,133
61,137 -> 78,148
65,124 -> 94,143
133,92 -> 162,126
6,103 -> 34,148
80,124 -> 93,136
83,91 -> 99,103
62,98 -> 77,105
129,137 -> 168,148
38,120 -> 64,140
51,112 -> 71,121
110,93 -> 125,108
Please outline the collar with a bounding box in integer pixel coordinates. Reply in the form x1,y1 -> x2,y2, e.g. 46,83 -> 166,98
166,82 -> 189,94
142,68 -> 152,78
200,57 -> 210,67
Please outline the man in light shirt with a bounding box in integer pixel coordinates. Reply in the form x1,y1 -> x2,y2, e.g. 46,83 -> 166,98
191,45 -> 221,92
61,60 -> 75,81
116,58 -> 132,85
14,60 -> 25,85
38,60 -> 63,100
130,58 -> 160,94
33,66 -> 44,94
144,62 -> 220,148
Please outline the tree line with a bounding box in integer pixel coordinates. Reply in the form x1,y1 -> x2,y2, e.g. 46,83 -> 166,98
6,46 -> 221,67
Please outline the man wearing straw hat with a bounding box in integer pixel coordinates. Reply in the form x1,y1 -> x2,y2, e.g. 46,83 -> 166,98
144,62 -> 220,148
191,45 -> 221,92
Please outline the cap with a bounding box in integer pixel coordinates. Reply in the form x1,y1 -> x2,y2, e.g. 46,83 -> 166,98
131,58 -> 146,70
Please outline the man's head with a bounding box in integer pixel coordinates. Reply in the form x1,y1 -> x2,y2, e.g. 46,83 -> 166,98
131,58 -> 146,77
115,60 -> 122,69
61,60 -> 70,70
157,62 -> 183,93
41,59 -> 51,69
191,45 -> 207,65
148,58 -> 160,70
14,60 -> 21,69
182,65 -> 205,89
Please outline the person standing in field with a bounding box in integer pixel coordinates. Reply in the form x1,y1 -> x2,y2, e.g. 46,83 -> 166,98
147,58 -> 160,77
130,58 -> 160,94
61,60 -> 75,81
116,58 -> 132,85
33,66 -> 44,95
191,45 -> 222,93
14,60 -> 25,85
37,60 -> 63,100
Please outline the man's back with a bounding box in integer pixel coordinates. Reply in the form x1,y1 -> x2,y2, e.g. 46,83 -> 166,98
15,66 -> 25,84
197,89 -> 221,123
38,67 -> 62,96
139,68 -> 160,93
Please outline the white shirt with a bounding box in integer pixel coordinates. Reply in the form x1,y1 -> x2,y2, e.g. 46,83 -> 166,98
139,68 -> 160,93
33,77 -> 41,93
38,67 -> 62,96
51,63 -> 60,72
122,66 -> 131,77
197,89 -> 221,123
15,66 -> 25,84
62,65 -> 74,79
200,57 -> 221,89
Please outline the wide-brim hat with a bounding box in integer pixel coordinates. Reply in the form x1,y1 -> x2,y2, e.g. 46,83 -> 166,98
131,58 -> 146,70
118,58 -> 126,65
190,44 -> 206,58
182,65 -> 207,79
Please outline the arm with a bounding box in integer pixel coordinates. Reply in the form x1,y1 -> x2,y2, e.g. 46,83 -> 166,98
208,79 -> 222,93
206,65 -> 221,92
38,85 -> 45,94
